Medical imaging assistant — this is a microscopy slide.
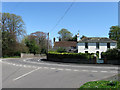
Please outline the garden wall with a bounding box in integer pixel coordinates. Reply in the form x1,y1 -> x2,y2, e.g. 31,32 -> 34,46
21,53 -> 46,58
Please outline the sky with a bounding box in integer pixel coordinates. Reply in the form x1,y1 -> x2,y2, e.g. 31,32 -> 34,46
2,2 -> 118,43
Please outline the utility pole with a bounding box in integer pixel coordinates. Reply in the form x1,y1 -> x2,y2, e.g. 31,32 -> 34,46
47,32 -> 49,53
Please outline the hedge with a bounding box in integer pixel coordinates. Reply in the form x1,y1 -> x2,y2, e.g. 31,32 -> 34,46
47,51 -> 94,60
102,48 -> 120,60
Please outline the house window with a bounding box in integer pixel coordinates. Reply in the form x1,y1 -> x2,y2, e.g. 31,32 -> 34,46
107,43 -> 110,49
85,43 -> 88,49
96,43 -> 99,49
85,51 -> 88,53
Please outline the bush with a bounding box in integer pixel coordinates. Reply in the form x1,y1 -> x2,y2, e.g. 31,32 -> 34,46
56,47 -> 66,53
48,52 -> 94,60
14,51 -> 21,56
102,48 -> 120,60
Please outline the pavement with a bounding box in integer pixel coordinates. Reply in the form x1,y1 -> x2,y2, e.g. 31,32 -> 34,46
0,57 -> 119,88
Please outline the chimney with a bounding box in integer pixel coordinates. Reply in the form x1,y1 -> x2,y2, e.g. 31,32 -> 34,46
53,37 -> 55,43
59,38 -> 61,41
77,32 -> 80,42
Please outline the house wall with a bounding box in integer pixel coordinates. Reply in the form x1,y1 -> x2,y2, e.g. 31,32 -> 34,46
77,42 -> 117,58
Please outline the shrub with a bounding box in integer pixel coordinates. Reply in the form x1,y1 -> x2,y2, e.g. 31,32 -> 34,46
56,47 -> 66,53
14,51 -> 21,56
47,52 -> 94,60
102,48 -> 120,60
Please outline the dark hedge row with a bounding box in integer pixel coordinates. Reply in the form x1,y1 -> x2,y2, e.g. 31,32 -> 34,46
102,48 -> 120,60
47,52 -> 94,60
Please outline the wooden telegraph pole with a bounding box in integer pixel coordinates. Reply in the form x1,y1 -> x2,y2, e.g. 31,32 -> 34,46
47,32 -> 49,53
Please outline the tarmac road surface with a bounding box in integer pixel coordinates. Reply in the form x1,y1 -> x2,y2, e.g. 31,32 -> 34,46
1,57 -> 119,88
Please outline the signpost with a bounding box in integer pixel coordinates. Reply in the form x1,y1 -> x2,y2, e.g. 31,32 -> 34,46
97,60 -> 104,64
94,53 -> 104,64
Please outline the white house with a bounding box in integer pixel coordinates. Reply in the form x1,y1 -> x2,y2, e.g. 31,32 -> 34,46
77,34 -> 117,58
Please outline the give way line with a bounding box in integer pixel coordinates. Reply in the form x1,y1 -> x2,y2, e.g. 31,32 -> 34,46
24,59 -> 119,70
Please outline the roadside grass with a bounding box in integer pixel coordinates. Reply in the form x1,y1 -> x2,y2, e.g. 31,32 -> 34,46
3,56 -> 20,58
79,80 -> 120,89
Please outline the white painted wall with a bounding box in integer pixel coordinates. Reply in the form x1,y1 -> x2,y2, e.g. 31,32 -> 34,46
77,42 -> 117,58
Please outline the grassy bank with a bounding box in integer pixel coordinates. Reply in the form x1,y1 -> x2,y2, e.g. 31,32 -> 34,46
79,80 -> 120,89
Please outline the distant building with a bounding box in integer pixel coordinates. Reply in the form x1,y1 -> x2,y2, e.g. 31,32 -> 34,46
77,36 -> 117,58
54,41 -> 77,53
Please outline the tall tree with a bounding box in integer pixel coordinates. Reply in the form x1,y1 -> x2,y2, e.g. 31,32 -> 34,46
109,26 -> 120,41
24,35 -> 40,54
31,31 -> 47,53
58,28 -> 73,41
68,35 -> 77,41
31,31 -> 47,46
109,26 -> 120,49
24,31 -> 51,54
1,13 -> 27,57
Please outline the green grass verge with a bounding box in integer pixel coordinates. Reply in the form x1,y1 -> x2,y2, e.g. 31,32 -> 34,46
79,80 -> 120,89
3,56 -> 20,58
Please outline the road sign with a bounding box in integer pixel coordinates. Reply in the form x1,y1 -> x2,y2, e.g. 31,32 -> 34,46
97,60 -> 104,63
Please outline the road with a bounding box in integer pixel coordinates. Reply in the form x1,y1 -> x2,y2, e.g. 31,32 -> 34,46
1,57 -> 119,88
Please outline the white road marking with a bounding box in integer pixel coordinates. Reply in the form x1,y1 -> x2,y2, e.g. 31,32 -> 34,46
101,71 -> 108,73
73,70 -> 79,72
91,70 -> 98,72
65,69 -> 72,71
23,65 -> 26,67
43,67 -> 49,69
13,68 -> 40,81
19,64 -> 22,67
38,67 -> 42,69
82,70 -> 88,72
50,68 -> 56,70
1,58 -> 118,74
57,68 -> 63,70
23,59 -> 118,70
110,71 -> 118,73
15,64 -> 19,66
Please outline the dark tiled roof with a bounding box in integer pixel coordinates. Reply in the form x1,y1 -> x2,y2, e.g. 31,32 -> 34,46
78,37 -> 117,43
54,41 -> 77,47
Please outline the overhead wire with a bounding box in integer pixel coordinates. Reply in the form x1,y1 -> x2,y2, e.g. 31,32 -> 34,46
49,0 -> 75,35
